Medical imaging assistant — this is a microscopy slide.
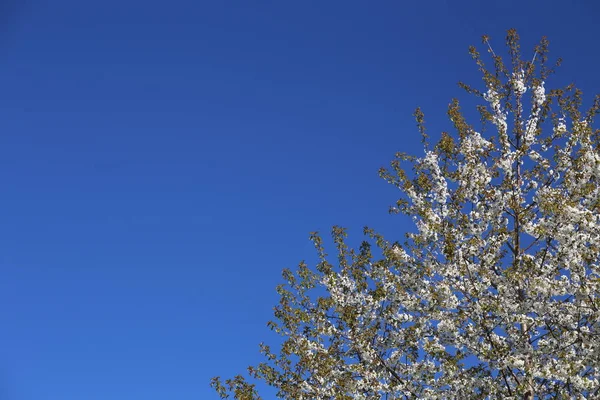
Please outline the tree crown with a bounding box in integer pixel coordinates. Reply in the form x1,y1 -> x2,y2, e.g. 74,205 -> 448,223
212,29 -> 600,399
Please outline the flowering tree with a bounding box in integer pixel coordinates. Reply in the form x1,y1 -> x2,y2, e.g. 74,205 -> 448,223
211,30 -> 600,399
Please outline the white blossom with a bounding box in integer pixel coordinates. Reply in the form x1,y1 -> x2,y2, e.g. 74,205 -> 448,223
512,69 -> 527,96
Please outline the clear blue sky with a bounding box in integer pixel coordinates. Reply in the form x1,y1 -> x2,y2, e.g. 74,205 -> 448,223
1,1 -> 599,399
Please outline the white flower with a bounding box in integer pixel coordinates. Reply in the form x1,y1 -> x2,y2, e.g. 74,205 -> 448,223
391,245 -> 410,262
533,82 -> 546,107
512,70 -> 527,96
555,117 -> 567,136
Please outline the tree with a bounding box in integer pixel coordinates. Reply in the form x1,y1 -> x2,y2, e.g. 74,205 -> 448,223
211,29 -> 600,399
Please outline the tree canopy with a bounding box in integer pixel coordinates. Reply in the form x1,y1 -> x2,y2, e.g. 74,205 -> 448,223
212,29 -> 600,399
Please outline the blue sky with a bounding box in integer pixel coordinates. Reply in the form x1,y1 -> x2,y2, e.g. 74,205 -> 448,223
1,1 -> 599,399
